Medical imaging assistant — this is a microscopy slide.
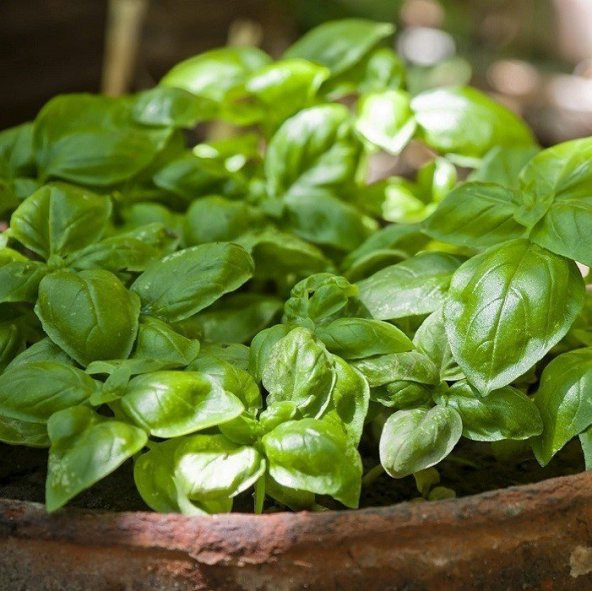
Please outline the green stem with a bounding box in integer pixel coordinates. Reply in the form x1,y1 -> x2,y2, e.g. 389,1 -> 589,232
362,463 -> 385,487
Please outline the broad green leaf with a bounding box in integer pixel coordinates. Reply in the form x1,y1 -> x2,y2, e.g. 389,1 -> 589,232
436,380 -> 542,441
371,381 -> 433,410
6,337 -> 73,370
445,239 -> 584,393
189,351 -> 261,410
0,361 -> 98,423
132,86 -> 216,128
423,182 -> 526,248
190,293 -> 282,344
34,94 -> 170,186
0,249 -> 48,304
184,196 -> 264,246
352,351 -> 439,388
120,370 -> 243,438
248,324 -> 291,382
262,417 -> 362,508
317,318 -> 412,359
379,406 -> 462,478
519,138 -> 592,266
283,190 -> 376,251
356,90 -> 415,155
580,426 -> 592,471
132,316 -> 200,368
161,47 -> 271,103
36,269 -> 141,366
0,318 -> 23,371
134,438 -> 186,513
66,234 -> 163,274
284,19 -> 394,76
153,153 -> 225,201
283,273 -> 359,328
411,86 -> 534,157
46,406 -> 147,511
131,243 -> 254,322
265,473 -> 315,511
10,183 -> 111,258
0,123 -> 35,175
532,348 -> 592,465
468,145 -> 539,187
413,309 -> 463,381
175,434 -> 265,500
0,415 -> 49,447
236,229 -> 329,280
265,104 -> 360,199
243,58 -> 330,126
322,356 -> 370,445
357,252 -> 463,320
262,327 -> 335,418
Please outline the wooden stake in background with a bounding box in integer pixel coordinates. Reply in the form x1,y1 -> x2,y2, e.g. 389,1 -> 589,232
102,0 -> 149,96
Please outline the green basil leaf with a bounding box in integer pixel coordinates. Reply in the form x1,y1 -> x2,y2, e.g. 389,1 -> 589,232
132,86 -> 216,128
531,348 -> 592,466
265,104 -> 360,199
379,406 -> 462,478
436,380 -> 542,441
0,123 -> 35,176
243,58 -> 329,126
284,19 -> 394,76
131,243 -> 254,322
357,252 -> 463,320
190,293 -> 282,345
34,95 -> 170,186
236,229 -> 330,280
352,351 -> 439,388
249,324 -> 291,382
161,47 -> 271,103
322,356 -> 370,446
519,137 -> 592,266
6,337 -> 73,370
283,273 -> 359,327
579,425 -> 592,471
445,239 -> 584,394
356,90 -> 416,154
189,352 -> 261,411
0,361 -> 98,423
371,381 -> 433,410
423,182 -> 526,248
262,417 -> 362,508
120,370 -> 243,438
10,183 -> 111,258
262,327 -> 336,418
468,145 -> 539,187
283,189 -> 376,251
36,269 -> 141,366
152,153 -> 226,201
66,231 -> 166,274
0,249 -> 48,304
0,318 -> 24,371
175,434 -> 265,500
0,415 -> 49,447
411,86 -> 535,157
317,318 -> 412,359
46,406 -> 147,511
413,309 -> 463,381
133,438 -> 186,513
132,316 -> 200,368
265,473 -> 315,511
183,196 -> 265,246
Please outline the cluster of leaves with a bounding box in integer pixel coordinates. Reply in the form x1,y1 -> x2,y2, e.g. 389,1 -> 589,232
0,19 -> 590,515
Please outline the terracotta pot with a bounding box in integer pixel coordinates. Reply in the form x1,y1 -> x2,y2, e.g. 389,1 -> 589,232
1,470 -> 592,590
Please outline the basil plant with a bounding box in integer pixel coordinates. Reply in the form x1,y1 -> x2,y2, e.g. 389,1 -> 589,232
0,18 -> 589,515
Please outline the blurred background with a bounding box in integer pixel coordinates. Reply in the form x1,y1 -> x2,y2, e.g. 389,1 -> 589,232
1,0 -> 591,144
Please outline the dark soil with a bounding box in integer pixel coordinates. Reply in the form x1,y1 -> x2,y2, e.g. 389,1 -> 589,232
0,438 -> 584,513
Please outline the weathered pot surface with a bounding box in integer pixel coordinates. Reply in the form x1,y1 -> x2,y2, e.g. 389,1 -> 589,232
1,470 -> 592,591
